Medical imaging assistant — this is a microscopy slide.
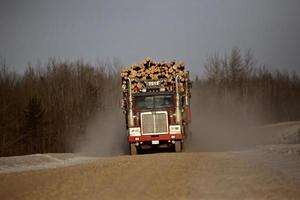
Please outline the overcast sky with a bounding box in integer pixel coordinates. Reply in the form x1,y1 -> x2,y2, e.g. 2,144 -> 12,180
0,0 -> 299,75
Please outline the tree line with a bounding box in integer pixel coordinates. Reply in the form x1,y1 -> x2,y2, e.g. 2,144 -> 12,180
0,49 -> 300,156
0,59 -> 121,156
193,48 -> 300,125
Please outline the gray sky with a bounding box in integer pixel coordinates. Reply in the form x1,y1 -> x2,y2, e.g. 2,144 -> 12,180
0,0 -> 299,75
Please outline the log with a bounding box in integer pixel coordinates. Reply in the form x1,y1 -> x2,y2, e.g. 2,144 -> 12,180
121,57 -> 188,93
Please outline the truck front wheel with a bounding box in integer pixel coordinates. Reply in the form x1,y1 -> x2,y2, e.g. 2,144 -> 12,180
130,143 -> 137,155
175,141 -> 182,153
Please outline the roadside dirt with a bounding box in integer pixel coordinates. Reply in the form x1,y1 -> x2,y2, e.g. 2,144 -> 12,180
0,151 -> 300,200
0,122 -> 300,200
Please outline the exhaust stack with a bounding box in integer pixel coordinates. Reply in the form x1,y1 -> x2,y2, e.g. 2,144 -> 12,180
185,71 -> 190,106
127,78 -> 134,127
175,75 -> 182,124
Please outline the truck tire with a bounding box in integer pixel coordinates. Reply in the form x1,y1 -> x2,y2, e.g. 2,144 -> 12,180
130,144 -> 137,155
175,141 -> 182,153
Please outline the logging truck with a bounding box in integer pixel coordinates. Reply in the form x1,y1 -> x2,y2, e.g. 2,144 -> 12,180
121,58 -> 192,155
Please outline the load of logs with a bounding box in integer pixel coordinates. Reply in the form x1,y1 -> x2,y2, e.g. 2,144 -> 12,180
121,57 -> 188,94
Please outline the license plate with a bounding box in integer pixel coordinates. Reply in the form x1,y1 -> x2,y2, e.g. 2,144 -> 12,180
152,140 -> 159,145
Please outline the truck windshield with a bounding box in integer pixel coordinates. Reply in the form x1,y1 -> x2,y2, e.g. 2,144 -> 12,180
135,95 -> 173,109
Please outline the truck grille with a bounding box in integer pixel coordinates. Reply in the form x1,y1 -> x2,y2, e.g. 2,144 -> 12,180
141,111 -> 168,135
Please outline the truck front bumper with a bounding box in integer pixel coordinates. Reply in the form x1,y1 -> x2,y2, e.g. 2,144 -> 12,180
128,133 -> 182,143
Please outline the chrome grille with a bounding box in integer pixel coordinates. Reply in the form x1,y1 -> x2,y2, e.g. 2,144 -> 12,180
142,114 -> 154,133
141,112 -> 168,135
155,113 -> 168,132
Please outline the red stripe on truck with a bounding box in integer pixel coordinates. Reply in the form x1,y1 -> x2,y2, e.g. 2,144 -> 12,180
128,133 -> 182,143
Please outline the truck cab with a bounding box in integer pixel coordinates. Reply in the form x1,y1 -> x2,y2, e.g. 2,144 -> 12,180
124,78 -> 190,155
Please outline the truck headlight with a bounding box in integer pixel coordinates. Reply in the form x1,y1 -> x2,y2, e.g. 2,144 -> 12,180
129,127 -> 141,136
169,125 -> 181,134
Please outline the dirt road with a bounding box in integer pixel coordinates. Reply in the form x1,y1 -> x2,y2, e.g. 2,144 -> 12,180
1,122 -> 300,200
0,151 -> 300,200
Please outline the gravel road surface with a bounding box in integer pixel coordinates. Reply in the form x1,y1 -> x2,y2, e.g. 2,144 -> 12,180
0,151 -> 300,200
1,122 -> 300,200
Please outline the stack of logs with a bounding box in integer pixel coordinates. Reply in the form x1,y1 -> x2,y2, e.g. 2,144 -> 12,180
121,57 -> 188,93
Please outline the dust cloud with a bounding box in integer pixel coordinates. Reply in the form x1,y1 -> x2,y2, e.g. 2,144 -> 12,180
75,90 -> 267,155
189,88 -> 269,152
73,88 -> 292,155
74,108 -> 128,156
